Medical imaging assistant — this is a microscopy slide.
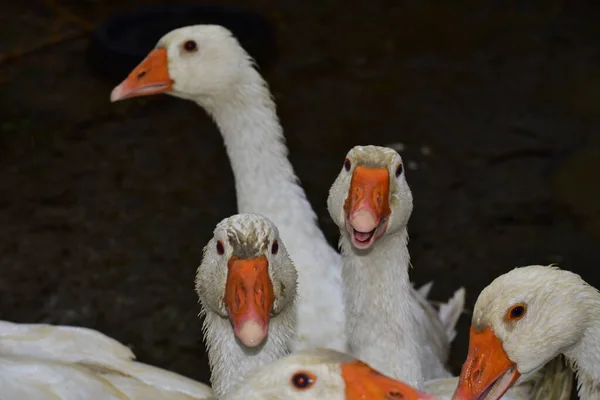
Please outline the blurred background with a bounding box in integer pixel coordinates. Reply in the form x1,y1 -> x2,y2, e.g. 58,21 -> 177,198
1,0 -> 599,388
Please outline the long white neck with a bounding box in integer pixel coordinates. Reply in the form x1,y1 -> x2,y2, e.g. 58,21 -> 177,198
563,290 -> 600,400
202,304 -> 295,399
339,228 -> 425,389
191,68 -> 347,353
195,69 -> 324,248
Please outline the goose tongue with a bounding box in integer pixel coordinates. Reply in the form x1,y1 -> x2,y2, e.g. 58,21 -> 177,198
354,231 -> 374,242
224,256 -> 275,348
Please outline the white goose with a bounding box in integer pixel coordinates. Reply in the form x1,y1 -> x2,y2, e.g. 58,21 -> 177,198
453,265 -> 598,400
223,348 -> 435,400
0,320 -> 212,399
195,213 -> 297,398
326,147 -> 574,399
110,24 -> 346,353
327,145 -> 464,388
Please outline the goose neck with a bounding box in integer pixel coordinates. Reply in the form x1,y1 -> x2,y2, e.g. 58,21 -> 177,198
202,305 -> 294,399
563,296 -> 600,400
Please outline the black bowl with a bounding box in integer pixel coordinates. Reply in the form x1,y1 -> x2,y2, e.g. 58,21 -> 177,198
85,4 -> 278,83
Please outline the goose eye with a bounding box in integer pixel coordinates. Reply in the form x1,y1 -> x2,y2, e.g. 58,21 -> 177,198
506,303 -> 527,321
216,240 -> 225,255
271,240 -> 279,255
290,371 -> 316,390
395,162 -> 403,177
183,40 -> 198,52
344,158 -> 351,171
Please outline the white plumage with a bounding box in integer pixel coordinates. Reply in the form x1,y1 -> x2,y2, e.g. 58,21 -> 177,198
111,24 -> 347,353
0,321 -> 212,399
327,145 -> 464,388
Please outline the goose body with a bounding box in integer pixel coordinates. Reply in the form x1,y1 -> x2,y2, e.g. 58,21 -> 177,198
195,213 -> 297,398
111,24 -> 346,353
327,145 -> 465,388
453,265 -> 595,400
0,321 -> 212,399
223,348 -> 435,400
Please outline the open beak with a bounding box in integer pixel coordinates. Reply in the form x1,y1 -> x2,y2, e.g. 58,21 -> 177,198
223,255 -> 275,347
343,166 -> 391,249
342,360 -> 436,400
110,48 -> 174,102
452,327 -> 520,400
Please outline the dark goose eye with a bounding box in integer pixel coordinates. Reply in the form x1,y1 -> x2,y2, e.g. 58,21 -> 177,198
506,303 -> 527,321
395,162 -> 403,177
271,240 -> 279,255
344,158 -> 351,171
290,371 -> 316,390
183,40 -> 198,52
216,240 -> 225,255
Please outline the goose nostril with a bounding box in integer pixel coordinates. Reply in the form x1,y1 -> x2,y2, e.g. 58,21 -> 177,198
387,390 -> 404,399
472,368 -> 481,381
137,70 -> 147,80
235,292 -> 242,311
256,288 -> 264,306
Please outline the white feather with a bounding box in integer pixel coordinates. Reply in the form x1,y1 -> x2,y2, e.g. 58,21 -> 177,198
327,145 -> 464,388
195,213 -> 297,398
470,265 -> 598,400
0,321 -> 212,399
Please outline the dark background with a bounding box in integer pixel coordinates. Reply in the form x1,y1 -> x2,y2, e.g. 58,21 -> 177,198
1,0 -> 599,391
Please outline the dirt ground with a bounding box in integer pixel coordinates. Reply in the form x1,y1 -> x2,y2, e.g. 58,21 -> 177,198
1,0 -> 600,393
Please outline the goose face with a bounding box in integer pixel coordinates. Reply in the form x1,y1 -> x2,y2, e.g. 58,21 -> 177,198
110,25 -> 251,102
227,348 -> 435,400
453,265 -> 588,400
195,213 -> 297,348
327,145 -> 413,250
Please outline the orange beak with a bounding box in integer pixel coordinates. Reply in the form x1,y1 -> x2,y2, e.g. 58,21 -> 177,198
343,166 -> 391,249
452,327 -> 520,400
342,360 -> 436,400
223,255 -> 275,347
110,48 -> 174,102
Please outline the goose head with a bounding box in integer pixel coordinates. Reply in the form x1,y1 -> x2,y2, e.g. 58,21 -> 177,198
225,348 -> 436,400
110,25 -> 253,103
327,145 -> 413,250
453,265 -> 591,400
195,213 -> 297,348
